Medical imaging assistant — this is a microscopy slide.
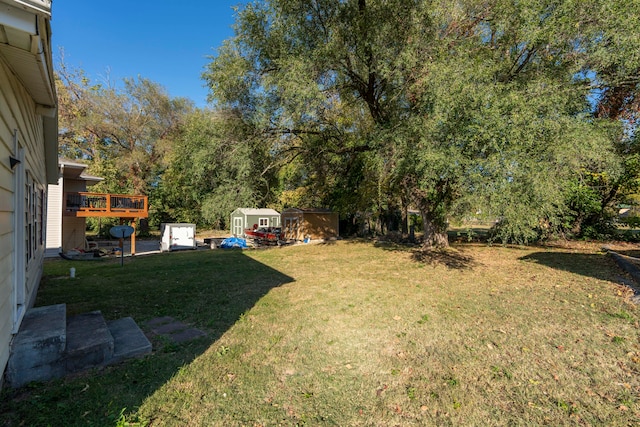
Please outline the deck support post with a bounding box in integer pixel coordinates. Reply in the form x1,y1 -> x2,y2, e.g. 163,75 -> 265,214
130,219 -> 137,256
118,218 -> 124,252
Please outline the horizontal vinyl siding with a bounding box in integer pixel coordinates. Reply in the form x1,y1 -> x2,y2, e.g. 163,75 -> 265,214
0,286 -> 11,387
24,254 -> 43,308
0,53 -> 49,380
0,59 -> 47,302
0,68 -> 15,384
0,56 -> 16,266
0,238 -> 12,385
0,232 -> 13,269
0,61 -> 46,187
0,186 -> 12,212
0,158 -> 12,193
0,104 -> 14,300
45,181 -> 62,257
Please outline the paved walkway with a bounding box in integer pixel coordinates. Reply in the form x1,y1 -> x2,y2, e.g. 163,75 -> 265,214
122,240 -> 161,256
145,316 -> 207,343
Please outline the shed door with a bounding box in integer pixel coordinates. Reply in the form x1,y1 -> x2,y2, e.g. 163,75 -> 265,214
233,217 -> 244,236
284,217 -> 299,240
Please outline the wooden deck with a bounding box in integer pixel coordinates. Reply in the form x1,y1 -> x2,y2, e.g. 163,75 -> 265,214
63,192 -> 148,218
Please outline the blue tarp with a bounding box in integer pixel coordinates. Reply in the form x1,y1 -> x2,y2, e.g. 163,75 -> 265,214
220,237 -> 248,249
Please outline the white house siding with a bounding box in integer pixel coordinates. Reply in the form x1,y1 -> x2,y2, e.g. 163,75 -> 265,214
45,177 -> 62,257
0,57 -> 49,385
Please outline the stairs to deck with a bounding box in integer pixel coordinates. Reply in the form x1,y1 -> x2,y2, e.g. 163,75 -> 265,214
5,304 -> 151,388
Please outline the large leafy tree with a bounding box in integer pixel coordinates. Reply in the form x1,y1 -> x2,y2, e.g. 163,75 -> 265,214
564,0 -> 640,237
56,61 -> 194,196
205,0 -> 634,247
391,0 -> 620,245
155,109 -> 278,229
204,0 -> 418,239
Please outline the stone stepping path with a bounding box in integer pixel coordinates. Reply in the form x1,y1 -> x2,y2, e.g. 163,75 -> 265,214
146,316 -> 206,343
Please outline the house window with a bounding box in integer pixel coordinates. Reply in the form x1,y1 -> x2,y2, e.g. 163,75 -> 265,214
25,172 -> 43,263
39,188 -> 45,245
25,173 -> 33,262
259,217 -> 269,227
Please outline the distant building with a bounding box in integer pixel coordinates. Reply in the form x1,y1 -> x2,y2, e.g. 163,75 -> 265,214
45,159 -> 103,257
281,208 -> 339,241
230,208 -> 281,237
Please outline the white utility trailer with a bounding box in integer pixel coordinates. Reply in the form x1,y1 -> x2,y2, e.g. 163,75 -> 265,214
160,223 -> 196,252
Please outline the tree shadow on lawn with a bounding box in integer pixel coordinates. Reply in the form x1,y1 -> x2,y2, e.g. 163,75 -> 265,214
371,239 -> 479,270
519,250 -> 626,283
0,249 -> 294,426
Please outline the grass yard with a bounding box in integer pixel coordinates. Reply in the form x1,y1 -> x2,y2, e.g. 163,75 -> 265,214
2,240 -> 640,426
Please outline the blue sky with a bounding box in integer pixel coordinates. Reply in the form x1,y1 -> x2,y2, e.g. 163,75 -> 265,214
52,0 -> 246,108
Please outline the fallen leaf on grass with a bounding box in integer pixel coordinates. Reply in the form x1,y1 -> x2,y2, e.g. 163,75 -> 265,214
376,384 -> 388,396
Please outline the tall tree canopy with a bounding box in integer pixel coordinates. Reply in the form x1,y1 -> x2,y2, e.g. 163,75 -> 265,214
204,0 -> 639,247
57,61 -> 194,196
155,108 -> 279,229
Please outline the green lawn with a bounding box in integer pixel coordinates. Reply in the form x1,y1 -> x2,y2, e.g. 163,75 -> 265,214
2,240 -> 640,426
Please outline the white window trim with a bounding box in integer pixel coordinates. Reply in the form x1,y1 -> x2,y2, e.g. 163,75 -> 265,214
12,133 -> 26,333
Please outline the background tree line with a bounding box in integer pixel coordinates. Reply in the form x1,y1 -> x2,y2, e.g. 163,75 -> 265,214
56,0 -> 639,247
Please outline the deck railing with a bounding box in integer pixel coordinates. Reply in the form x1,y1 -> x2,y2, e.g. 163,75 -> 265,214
63,192 -> 148,218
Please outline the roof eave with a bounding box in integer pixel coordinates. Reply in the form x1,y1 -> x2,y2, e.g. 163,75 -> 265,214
2,0 -> 51,17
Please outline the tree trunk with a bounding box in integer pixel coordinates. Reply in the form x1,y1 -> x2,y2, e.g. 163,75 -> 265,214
401,206 -> 408,236
404,176 -> 453,250
421,212 -> 449,249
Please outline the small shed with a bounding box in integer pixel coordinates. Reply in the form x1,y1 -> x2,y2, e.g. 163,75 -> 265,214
281,208 -> 339,241
230,208 -> 281,237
